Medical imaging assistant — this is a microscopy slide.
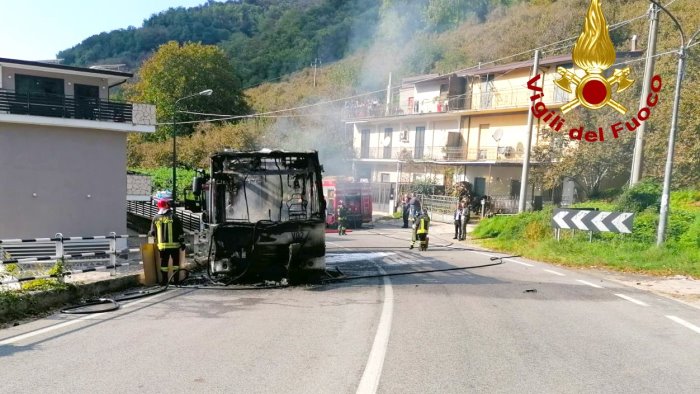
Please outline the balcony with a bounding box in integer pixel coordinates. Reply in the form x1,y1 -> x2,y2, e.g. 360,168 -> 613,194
358,146 -> 524,162
342,83 -> 568,121
0,89 -> 134,123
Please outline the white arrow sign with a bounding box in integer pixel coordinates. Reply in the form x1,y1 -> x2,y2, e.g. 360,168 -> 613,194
571,210 -> 589,230
553,211 -> 570,229
591,212 -> 611,232
612,212 -> 634,233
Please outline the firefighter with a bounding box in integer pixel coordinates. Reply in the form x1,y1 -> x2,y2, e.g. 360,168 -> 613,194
149,199 -> 186,286
410,209 -> 430,250
337,200 -> 348,235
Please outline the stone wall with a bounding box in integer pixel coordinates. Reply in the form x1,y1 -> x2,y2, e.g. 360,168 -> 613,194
127,174 -> 152,201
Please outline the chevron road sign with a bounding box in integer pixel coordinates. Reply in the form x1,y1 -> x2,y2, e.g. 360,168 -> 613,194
552,209 -> 634,233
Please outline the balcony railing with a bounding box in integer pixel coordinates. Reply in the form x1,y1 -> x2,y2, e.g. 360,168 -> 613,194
0,89 -> 133,123
358,146 -> 523,162
342,83 -> 569,120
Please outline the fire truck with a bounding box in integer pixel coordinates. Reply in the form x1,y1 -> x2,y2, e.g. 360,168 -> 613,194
322,177 -> 372,228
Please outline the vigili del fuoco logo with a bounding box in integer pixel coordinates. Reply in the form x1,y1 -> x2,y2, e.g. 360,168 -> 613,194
527,0 -> 662,142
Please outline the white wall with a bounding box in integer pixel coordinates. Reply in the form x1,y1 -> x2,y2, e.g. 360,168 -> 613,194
0,124 -> 127,238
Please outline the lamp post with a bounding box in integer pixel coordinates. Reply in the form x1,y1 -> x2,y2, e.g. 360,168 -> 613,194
649,0 -> 700,246
171,89 -> 213,208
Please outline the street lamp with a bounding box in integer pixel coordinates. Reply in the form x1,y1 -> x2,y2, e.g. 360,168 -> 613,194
172,89 -> 213,208
649,0 -> 700,246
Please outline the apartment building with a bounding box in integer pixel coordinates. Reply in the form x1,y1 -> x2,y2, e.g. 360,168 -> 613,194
0,58 -> 155,239
344,52 -> 640,211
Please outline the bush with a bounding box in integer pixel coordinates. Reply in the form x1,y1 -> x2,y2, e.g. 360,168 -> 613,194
615,179 -> 661,213
677,216 -> 700,248
471,208 -> 553,241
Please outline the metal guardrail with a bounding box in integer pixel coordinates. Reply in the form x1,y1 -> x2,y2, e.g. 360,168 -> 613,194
418,195 -> 460,215
0,89 -> 132,123
127,201 -> 202,233
0,231 -> 206,290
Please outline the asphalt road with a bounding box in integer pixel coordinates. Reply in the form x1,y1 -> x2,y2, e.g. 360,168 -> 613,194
2,221 -> 700,393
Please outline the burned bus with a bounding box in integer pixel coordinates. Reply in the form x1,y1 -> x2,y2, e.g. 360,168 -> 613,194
198,149 -> 326,282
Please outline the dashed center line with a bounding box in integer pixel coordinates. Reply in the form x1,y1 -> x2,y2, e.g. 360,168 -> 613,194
614,293 -> 649,306
666,315 -> 700,334
543,269 -> 565,276
577,279 -> 604,288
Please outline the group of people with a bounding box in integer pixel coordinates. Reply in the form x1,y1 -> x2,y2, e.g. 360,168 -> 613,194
399,193 -> 422,228
453,202 -> 468,241
396,194 -> 430,250
397,193 -> 471,249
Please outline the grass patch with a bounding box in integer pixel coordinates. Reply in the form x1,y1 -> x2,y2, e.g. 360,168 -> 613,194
471,190 -> 700,278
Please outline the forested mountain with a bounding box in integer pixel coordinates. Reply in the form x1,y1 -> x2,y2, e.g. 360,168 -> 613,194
59,0 -> 381,87
57,0 -> 516,88
71,0 -> 698,188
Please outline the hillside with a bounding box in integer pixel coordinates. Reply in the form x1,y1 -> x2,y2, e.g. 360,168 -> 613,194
245,0 -> 700,188
79,0 -> 699,188
58,0 -> 381,88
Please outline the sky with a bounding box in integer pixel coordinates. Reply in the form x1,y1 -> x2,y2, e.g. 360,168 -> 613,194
0,0 -> 207,61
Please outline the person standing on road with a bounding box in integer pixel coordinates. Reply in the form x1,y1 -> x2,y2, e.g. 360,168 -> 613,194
402,194 -> 410,228
409,193 -> 422,220
410,209 -> 430,250
150,200 -> 185,286
337,200 -> 348,235
453,202 -> 465,240
459,204 -> 469,241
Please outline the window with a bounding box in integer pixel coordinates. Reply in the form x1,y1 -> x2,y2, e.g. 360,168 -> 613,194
14,74 -> 65,117
360,129 -> 370,158
480,75 -> 493,109
414,126 -> 425,159
477,124 -> 490,160
383,128 -> 393,159
15,74 -> 64,97
380,173 -> 390,183
474,177 -> 486,196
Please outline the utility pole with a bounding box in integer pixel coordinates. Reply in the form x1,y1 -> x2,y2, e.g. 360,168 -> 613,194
312,58 -> 320,87
518,50 -> 540,213
385,72 -> 392,116
650,0 -> 700,245
630,4 -> 659,185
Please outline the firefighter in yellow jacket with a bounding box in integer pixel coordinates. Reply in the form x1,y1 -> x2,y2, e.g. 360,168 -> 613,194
150,199 -> 186,285
410,209 -> 430,251
337,200 -> 348,235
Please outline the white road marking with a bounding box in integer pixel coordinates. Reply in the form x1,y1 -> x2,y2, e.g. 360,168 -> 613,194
0,288 -> 173,346
506,259 -> 533,267
543,269 -> 565,276
576,279 -> 603,288
356,264 -> 394,394
666,315 -> 700,334
614,293 -> 649,306
326,252 -> 395,264
471,251 -> 533,267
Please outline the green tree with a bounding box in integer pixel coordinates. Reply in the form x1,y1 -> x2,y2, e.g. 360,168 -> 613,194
533,109 -> 636,199
124,41 -> 250,141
